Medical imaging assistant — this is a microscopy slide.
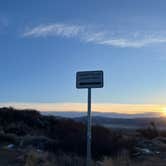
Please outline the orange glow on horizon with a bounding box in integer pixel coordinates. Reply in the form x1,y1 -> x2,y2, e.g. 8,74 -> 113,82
0,102 -> 166,117
161,107 -> 166,116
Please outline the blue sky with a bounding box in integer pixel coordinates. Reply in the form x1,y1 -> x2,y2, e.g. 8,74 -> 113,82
0,0 -> 166,114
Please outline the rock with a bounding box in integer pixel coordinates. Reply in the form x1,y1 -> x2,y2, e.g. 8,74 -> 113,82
132,138 -> 162,159
7,144 -> 14,149
152,137 -> 166,151
153,137 -> 166,144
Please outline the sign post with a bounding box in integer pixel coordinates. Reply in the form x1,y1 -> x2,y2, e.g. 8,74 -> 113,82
76,70 -> 104,166
87,87 -> 91,166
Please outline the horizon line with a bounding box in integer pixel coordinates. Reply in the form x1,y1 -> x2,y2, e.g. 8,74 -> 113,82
0,102 -> 165,117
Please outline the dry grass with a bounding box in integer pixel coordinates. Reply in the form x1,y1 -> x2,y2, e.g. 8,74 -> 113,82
24,150 -> 166,166
101,153 -> 166,166
25,151 -> 40,166
24,150 -> 96,166
101,151 -> 131,166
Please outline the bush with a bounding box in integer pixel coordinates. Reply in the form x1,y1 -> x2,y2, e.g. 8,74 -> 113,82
137,122 -> 159,139
0,133 -> 20,144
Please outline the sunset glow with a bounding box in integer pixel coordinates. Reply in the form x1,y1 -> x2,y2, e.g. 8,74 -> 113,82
161,107 -> 166,116
0,102 -> 165,117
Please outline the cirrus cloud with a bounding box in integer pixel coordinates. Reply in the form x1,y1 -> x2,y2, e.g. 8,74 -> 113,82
23,23 -> 83,38
22,23 -> 166,48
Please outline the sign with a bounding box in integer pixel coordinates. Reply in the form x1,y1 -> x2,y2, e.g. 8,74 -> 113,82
76,70 -> 103,89
76,70 -> 104,166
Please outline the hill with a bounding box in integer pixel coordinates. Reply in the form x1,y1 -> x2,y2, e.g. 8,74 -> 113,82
0,107 -> 166,166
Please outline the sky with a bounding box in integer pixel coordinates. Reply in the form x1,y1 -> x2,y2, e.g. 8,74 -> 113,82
0,0 -> 166,116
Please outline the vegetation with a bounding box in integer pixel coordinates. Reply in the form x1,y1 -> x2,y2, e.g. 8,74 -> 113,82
0,107 -> 135,159
0,107 -> 166,165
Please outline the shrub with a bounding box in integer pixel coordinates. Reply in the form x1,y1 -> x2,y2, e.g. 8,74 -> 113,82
137,121 -> 159,139
25,151 -> 39,166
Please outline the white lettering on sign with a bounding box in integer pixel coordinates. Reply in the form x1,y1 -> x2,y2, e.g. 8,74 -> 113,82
76,71 -> 104,89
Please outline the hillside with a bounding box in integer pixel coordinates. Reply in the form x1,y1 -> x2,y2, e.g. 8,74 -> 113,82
0,107 -> 135,163
0,107 -> 166,166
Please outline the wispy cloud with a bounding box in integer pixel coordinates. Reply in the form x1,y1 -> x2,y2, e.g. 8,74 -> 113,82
22,23 -> 166,48
93,37 -> 166,48
23,23 -> 83,38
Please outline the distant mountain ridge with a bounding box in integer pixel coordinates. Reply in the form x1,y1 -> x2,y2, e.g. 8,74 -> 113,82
74,116 -> 166,129
41,111 -> 161,118
41,111 -> 166,129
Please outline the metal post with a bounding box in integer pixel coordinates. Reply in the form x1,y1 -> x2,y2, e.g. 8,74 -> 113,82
86,88 -> 91,166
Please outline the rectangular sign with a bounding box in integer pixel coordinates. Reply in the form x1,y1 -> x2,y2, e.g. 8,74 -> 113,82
76,70 -> 104,89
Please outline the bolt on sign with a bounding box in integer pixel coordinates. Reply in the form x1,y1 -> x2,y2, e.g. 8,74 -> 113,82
76,70 -> 103,89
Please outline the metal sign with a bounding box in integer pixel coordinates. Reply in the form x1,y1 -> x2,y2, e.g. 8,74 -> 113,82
76,70 -> 104,166
76,70 -> 103,89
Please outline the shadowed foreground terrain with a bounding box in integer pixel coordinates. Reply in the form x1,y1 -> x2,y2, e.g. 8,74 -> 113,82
0,107 -> 166,165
